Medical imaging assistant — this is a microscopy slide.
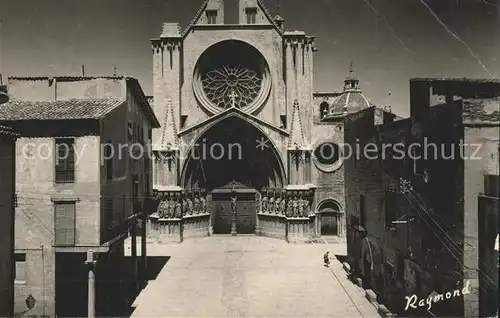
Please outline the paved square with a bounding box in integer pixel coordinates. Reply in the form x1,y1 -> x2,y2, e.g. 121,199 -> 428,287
128,236 -> 379,317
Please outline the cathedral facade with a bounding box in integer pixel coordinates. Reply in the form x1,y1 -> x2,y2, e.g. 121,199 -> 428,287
148,0 -> 372,243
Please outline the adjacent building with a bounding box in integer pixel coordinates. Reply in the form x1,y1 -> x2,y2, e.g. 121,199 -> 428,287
0,84 -> 17,317
344,78 -> 499,317
0,76 -> 159,317
148,0 -> 376,243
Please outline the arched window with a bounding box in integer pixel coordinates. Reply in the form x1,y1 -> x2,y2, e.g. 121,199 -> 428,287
320,102 -> 329,119
317,199 -> 342,213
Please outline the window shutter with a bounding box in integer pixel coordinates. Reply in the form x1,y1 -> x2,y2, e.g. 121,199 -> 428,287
55,138 -> 75,183
55,202 -> 76,245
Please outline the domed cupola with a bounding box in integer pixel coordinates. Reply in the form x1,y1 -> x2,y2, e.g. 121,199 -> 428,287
323,63 -> 371,120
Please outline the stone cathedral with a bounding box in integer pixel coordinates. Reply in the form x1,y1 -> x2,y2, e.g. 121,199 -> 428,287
148,0 -> 372,243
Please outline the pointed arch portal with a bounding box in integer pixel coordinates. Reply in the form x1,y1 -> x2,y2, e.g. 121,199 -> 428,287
181,116 -> 285,191
180,116 -> 286,234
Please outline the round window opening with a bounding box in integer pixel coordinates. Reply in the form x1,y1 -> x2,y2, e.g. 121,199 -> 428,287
193,40 -> 271,115
313,142 -> 343,173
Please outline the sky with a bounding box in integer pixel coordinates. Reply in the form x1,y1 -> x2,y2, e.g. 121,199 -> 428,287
0,0 -> 499,117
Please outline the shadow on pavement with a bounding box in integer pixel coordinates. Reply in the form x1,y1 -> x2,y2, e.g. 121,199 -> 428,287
334,254 -> 348,263
103,256 -> 171,317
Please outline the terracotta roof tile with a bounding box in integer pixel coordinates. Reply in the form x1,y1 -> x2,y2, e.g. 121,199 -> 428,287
0,99 -> 125,121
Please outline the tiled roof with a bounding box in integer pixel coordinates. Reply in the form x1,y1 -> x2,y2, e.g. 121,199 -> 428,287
9,76 -> 126,82
0,99 -> 125,121
410,77 -> 500,83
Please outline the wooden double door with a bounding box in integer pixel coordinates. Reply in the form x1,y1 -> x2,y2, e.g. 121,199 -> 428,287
212,192 -> 256,234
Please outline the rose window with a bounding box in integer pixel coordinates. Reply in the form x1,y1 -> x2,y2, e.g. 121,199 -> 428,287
201,66 -> 262,109
193,40 -> 271,115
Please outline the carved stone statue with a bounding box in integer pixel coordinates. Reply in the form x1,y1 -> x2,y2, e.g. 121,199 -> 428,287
261,188 -> 268,213
182,192 -> 188,216
298,195 -> 305,217
302,197 -> 310,217
186,195 -> 193,215
275,192 -> 281,215
194,192 -> 201,214
158,199 -> 167,218
200,193 -> 207,214
231,195 -> 237,213
286,197 -> 293,217
174,194 -> 182,218
280,192 -> 287,215
292,196 -> 298,217
268,189 -> 275,214
165,193 -> 172,218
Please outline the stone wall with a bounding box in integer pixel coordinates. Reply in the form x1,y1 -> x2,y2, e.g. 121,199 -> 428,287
0,128 -> 16,317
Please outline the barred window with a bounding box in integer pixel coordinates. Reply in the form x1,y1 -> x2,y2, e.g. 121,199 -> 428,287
246,7 -> 257,24
54,202 -> 76,246
206,10 -> 217,24
55,138 -> 75,183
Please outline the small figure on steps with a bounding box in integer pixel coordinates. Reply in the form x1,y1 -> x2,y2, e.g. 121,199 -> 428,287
324,251 -> 330,267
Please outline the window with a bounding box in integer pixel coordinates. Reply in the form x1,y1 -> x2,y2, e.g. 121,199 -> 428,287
104,141 -> 113,181
132,174 -> 139,207
320,102 -> 329,119
138,125 -> 144,145
206,10 -> 217,24
132,122 -> 137,143
15,253 -> 26,281
246,7 -> 257,24
54,202 -> 76,246
359,194 -> 366,229
55,138 -> 75,183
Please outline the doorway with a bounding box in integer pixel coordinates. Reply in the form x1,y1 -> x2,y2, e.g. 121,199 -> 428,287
211,185 -> 257,234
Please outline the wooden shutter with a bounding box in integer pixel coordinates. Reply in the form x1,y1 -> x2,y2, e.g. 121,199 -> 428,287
54,202 -> 76,245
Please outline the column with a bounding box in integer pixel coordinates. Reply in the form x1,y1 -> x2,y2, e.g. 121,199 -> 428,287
85,251 -> 97,318
131,218 -> 138,292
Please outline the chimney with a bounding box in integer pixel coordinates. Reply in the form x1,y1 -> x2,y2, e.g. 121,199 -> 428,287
81,65 -> 85,77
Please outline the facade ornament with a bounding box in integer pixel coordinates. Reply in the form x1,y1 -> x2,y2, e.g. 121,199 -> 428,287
194,190 -> 201,214
292,196 -> 298,217
262,188 -> 269,213
200,190 -> 207,214
174,193 -> 182,218
158,199 -> 167,218
298,192 -> 305,217
268,188 -> 276,214
286,195 -> 293,217
186,191 -> 194,215
275,191 -> 281,215
182,192 -> 188,216
280,191 -> 286,215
